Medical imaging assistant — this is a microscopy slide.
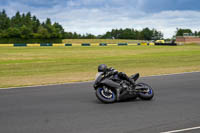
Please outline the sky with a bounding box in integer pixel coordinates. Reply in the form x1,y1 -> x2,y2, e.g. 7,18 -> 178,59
0,0 -> 200,38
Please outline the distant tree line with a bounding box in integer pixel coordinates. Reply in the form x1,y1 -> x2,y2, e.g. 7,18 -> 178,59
100,28 -> 163,40
0,10 -> 164,42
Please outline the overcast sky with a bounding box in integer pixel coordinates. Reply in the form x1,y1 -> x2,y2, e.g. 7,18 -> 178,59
0,0 -> 200,38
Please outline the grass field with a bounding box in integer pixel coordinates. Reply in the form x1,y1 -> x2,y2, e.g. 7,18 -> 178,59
0,45 -> 200,88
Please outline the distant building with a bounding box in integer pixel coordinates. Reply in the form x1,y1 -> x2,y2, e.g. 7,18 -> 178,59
176,33 -> 200,43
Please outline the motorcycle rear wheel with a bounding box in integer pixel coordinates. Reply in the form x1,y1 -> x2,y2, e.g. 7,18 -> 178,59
137,83 -> 154,100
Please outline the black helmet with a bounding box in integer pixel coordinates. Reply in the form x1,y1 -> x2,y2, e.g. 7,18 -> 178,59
98,64 -> 107,72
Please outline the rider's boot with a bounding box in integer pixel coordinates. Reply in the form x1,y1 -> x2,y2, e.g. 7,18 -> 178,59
128,78 -> 135,85
122,73 -> 135,86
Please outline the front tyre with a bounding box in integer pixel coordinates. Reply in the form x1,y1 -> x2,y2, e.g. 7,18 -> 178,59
95,87 -> 116,103
137,83 -> 154,100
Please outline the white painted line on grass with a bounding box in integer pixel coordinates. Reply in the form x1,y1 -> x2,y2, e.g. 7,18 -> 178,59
0,71 -> 200,90
161,126 -> 200,133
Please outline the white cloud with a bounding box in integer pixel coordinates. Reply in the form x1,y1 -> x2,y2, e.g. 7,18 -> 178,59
48,7 -> 200,38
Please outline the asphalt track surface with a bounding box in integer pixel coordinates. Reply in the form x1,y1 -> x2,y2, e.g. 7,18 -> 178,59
0,72 -> 200,133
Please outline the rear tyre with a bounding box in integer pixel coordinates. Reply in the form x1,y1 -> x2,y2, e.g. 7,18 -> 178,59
137,83 -> 154,100
95,87 -> 116,103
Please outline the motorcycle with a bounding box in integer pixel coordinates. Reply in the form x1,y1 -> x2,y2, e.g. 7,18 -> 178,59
93,72 -> 154,103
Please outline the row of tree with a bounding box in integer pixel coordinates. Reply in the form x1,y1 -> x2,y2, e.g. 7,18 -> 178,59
0,10 -> 164,40
2,10 -> 198,41
101,28 -> 163,40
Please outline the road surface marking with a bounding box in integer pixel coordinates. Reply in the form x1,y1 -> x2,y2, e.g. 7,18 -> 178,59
143,71 -> 200,78
161,126 -> 200,133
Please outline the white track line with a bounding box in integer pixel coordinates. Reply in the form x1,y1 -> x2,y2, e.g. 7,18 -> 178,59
161,126 -> 200,133
0,71 -> 200,90
143,71 -> 200,78
0,81 -> 93,90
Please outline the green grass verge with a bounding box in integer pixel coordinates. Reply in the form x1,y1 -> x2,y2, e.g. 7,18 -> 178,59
0,45 -> 200,88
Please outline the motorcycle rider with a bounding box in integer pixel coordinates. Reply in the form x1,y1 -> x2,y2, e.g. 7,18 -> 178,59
97,64 -> 135,101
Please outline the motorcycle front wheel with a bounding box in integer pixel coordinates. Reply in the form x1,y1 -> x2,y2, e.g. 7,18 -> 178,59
95,87 -> 117,103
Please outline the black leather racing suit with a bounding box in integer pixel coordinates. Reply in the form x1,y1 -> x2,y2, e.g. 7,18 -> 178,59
106,67 -> 135,85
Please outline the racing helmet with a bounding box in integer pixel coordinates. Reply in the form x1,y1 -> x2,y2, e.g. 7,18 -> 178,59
98,64 -> 107,72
